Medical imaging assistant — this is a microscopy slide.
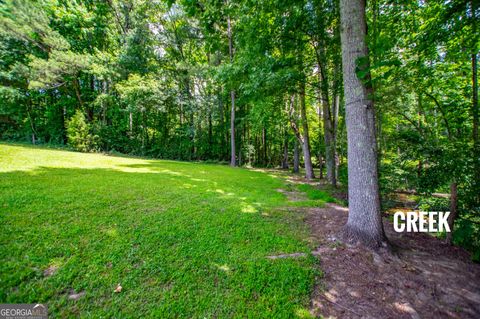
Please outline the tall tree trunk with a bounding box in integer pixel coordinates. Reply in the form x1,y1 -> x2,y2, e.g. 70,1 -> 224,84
293,139 -> 300,173
228,15 -> 236,167
339,0 -> 386,248
446,182 -> 458,245
299,82 -> 315,180
318,58 -> 336,186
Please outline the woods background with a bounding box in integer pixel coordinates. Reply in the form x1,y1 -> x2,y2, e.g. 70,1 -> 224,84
0,0 -> 478,258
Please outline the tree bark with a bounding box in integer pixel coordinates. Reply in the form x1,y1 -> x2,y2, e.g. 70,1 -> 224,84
293,139 -> 300,173
339,0 -> 386,248
318,154 -> 324,179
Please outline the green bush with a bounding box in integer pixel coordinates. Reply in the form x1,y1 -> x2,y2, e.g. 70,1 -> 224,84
417,197 -> 450,212
418,196 -> 480,262
66,110 -> 97,152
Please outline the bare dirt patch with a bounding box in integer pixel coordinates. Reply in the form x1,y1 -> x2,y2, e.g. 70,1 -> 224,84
307,203 -> 480,319
266,168 -> 479,318
276,188 -> 307,202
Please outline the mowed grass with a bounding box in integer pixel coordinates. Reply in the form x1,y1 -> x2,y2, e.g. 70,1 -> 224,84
0,143 -> 318,318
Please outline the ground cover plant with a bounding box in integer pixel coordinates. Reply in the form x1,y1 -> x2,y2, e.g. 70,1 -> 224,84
0,143 -> 319,318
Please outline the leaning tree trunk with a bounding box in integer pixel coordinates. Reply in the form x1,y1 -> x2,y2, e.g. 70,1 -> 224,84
339,0 -> 386,248
299,82 -> 315,180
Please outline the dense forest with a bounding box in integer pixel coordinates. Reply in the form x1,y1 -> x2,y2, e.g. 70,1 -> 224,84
0,0 -> 478,256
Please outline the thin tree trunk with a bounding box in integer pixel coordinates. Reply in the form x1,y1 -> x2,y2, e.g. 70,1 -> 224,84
26,105 -> 37,145
230,90 -> 236,166
472,2 -> 479,180
289,94 -> 303,174
318,58 -> 336,186
282,132 -> 289,169
339,0 -> 386,248
102,80 -> 108,124
299,82 -> 315,180
228,15 -> 236,167
446,182 -> 458,245
72,78 -> 83,108
262,126 -> 267,165
185,79 -> 195,159
332,93 -> 339,185
218,89 -> 227,160
322,97 -> 336,185
472,52 -> 479,199
417,92 -> 423,178
318,154 -> 324,179
129,112 -> 133,133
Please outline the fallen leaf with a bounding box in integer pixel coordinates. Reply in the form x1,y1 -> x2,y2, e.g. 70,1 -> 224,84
68,290 -> 85,300
114,284 -> 122,293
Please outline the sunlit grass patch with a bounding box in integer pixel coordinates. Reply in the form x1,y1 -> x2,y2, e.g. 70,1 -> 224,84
297,184 -> 336,203
0,143 -> 315,317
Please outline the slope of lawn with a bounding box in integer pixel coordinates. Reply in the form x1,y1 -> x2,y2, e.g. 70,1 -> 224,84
0,143 -> 318,318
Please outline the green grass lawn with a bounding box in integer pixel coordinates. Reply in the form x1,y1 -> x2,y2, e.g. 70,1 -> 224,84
0,143 -> 320,318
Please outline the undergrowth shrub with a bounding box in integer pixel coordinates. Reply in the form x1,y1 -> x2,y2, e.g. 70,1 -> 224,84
66,110 -> 98,152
